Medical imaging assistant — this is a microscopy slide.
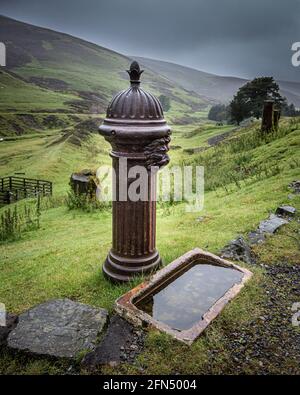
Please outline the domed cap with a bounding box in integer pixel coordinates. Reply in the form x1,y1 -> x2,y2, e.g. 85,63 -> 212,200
99,61 -> 171,139
106,61 -> 164,121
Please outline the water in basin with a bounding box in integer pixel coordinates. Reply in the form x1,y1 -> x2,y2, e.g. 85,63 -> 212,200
135,263 -> 244,331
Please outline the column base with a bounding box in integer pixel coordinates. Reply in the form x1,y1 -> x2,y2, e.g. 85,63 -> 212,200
102,250 -> 162,283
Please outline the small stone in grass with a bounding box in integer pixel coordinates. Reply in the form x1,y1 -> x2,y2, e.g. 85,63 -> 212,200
275,205 -> 296,217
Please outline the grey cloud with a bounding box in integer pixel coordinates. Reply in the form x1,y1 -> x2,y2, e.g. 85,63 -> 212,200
0,0 -> 300,80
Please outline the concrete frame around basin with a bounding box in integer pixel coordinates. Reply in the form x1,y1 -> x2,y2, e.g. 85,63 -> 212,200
115,248 -> 253,345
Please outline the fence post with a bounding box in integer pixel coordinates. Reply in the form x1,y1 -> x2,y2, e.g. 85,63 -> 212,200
1,177 -> 52,204
273,109 -> 281,131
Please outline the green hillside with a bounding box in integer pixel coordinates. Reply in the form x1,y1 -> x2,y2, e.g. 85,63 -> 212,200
0,15 -> 210,135
0,70 -> 79,112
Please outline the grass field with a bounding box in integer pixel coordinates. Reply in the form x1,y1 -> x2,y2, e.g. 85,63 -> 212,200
0,117 -> 299,374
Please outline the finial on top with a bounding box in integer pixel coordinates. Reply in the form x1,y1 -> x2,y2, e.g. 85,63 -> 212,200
127,61 -> 144,85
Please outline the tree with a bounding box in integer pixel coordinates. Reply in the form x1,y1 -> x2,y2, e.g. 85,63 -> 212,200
229,93 -> 251,125
208,104 -> 229,122
229,77 -> 285,124
158,95 -> 171,112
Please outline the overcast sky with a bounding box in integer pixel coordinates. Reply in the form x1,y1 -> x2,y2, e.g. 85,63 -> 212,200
1,0 -> 300,81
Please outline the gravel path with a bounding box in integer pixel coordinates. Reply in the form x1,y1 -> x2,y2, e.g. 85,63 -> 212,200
216,262 -> 300,374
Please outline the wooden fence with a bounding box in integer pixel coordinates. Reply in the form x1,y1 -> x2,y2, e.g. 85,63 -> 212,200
0,176 -> 52,205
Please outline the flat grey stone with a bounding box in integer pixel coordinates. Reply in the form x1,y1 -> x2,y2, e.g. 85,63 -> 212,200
221,236 -> 255,264
275,205 -> 296,217
248,230 -> 265,245
8,299 -> 108,359
258,214 -> 288,234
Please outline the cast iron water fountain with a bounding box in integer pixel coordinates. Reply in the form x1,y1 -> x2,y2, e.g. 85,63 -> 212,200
99,61 -> 171,282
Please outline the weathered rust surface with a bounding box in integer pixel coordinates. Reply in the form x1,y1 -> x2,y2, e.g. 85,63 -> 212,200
99,61 -> 171,282
115,248 -> 253,345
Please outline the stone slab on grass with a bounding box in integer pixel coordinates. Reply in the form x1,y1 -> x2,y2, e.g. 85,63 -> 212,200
221,236 -> 255,264
258,214 -> 288,234
248,230 -> 266,245
8,299 -> 108,359
82,315 -> 145,370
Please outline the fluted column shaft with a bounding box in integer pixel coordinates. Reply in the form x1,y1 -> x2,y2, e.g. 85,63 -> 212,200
112,157 -> 156,258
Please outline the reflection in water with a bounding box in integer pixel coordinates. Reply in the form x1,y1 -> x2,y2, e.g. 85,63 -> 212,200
135,263 -> 243,331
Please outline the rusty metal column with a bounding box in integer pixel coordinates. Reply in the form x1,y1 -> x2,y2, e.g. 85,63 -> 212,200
261,100 -> 274,133
99,61 -> 171,282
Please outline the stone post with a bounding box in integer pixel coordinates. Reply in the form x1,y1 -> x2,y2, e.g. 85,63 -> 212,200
99,61 -> 171,282
273,109 -> 281,130
261,100 -> 274,133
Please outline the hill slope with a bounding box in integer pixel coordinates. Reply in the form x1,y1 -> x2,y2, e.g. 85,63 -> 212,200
0,15 -> 210,126
0,70 -> 79,112
136,57 -> 300,107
